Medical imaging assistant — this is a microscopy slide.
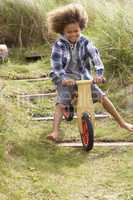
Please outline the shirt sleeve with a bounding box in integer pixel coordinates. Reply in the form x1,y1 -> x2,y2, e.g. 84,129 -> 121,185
86,41 -> 104,76
49,42 -> 67,85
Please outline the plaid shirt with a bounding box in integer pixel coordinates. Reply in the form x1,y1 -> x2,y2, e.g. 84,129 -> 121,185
50,34 -> 104,85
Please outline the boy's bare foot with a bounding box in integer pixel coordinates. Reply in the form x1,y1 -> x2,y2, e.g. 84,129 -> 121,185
47,132 -> 59,142
120,122 -> 133,132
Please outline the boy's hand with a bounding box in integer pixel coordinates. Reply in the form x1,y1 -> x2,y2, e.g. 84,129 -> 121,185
62,79 -> 76,86
94,75 -> 106,84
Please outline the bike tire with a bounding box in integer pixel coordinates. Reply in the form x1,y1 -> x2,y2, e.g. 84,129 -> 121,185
63,104 -> 74,121
81,112 -> 94,151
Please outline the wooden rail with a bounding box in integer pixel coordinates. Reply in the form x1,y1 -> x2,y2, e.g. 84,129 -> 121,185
32,113 -> 110,121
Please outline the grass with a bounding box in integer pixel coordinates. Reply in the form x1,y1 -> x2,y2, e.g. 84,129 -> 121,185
0,125 -> 133,200
0,64 -> 133,199
0,0 -> 71,47
0,59 -> 50,79
1,79 -> 54,98
0,43 -> 51,80
0,95 -> 133,200
82,0 -> 133,82
0,0 -> 47,47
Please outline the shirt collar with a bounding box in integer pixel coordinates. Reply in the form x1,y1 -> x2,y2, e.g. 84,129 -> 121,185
59,33 -> 85,48
59,34 -> 80,47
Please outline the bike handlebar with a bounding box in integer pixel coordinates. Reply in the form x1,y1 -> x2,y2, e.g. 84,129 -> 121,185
62,78 -> 106,86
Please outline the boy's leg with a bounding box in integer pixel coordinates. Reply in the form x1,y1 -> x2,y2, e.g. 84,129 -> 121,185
47,103 -> 64,140
101,96 -> 133,132
47,83 -> 73,141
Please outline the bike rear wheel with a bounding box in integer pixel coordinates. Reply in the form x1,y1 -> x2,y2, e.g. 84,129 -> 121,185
81,112 -> 94,151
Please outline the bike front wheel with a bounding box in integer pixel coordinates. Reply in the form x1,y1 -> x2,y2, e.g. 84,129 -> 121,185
81,112 -> 94,151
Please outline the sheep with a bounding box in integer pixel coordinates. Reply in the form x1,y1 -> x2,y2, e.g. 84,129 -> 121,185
0,44 -> 8,63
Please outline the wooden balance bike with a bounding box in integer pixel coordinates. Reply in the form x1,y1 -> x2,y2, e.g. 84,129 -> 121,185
62,80 -> 95,151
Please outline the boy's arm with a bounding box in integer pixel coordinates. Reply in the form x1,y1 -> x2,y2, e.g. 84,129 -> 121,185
86,41 -> 104,77
49,42 -> 67,85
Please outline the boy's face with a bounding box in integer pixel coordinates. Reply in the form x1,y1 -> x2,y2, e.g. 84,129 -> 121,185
63,22 -> 81,43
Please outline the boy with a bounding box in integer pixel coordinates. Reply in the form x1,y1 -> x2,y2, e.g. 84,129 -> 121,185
47,3 -> 133,141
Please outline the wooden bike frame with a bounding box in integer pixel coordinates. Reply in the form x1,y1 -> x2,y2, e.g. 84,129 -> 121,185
76,80 -> 95,134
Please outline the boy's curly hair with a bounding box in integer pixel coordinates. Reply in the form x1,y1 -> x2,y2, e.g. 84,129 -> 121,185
47,3 -> 88,34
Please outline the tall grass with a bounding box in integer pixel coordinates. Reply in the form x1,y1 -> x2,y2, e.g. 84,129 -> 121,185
81,0 -> 133,81
0,0 -> 71,47
0,0 -> 51,47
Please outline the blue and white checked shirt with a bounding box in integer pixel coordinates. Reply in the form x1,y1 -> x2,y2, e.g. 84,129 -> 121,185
50,34 -> 104,85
